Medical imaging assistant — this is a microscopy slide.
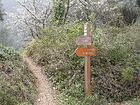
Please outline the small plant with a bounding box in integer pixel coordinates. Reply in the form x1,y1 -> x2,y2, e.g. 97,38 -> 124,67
107,46 -> 128,64
121,67 -> 134,81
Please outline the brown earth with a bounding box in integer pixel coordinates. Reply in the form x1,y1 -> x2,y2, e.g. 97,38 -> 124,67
23,57 -> 59,105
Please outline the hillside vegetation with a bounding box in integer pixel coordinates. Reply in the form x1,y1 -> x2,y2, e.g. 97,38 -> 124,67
25,23 -> 140,104
1,0 -> 140,105
0,45 -> 36,105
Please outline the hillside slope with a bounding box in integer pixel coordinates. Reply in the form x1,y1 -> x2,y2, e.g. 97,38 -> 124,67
23,57 -> 58,105
25,24 -> 140,104
0,45 -> 36,105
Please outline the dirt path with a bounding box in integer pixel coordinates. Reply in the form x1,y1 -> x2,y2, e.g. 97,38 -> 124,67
23,57 -> 58,105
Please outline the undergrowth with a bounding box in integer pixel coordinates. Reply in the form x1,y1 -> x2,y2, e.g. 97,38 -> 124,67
25,23 -> 140,105
0,45 -> 36,105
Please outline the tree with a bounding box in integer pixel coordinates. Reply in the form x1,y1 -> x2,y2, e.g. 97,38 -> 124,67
0,0 -> 8,46
11,0 -> 140,41
12,0 -> 52,39
53,0 -> 140,26
53,0 -> 70,24
0,0 -> 4,21
53,0 -> 121,25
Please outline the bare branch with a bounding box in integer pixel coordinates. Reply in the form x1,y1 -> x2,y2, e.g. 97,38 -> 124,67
64,0 -> 70,23
17,1 -> 42,24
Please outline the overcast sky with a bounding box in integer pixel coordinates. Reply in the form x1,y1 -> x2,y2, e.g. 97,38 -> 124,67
2,0 -> 17,13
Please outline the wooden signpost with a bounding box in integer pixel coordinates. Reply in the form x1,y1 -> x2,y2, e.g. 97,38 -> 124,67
75,23 -> 96,97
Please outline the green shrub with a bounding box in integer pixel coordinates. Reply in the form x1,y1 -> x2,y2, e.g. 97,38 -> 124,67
121,67 -> 134,81
107,46 -> 128,62
93,25 -> 140,102
0,44 -> 19,61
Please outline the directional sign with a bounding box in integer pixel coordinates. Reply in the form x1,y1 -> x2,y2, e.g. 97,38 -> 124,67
76,36 -> 92,46
75,47 -> 96,57
75,23 -> 96,97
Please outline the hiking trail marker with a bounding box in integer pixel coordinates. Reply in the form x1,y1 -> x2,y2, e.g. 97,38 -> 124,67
75,23 -> 96,97
76,36 -> 92,46
75,48 -> 96,57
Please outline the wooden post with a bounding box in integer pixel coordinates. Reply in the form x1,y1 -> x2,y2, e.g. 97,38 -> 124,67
84,23 -> 92,96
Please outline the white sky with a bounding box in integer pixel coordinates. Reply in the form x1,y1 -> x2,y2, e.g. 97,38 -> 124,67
2,0 -> 17,12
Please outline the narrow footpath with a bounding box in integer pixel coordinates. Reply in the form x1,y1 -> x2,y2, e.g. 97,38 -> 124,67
23,57 -> 58,105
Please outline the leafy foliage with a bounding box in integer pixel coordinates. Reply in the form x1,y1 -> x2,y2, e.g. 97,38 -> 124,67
53,0 -> 66,24
122,67 -> 134,81
93,25 -> 140,102
25,22 -> 140,104
0,45 -> 36,105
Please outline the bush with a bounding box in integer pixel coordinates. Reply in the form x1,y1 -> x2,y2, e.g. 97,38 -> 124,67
93,25 -> 140,102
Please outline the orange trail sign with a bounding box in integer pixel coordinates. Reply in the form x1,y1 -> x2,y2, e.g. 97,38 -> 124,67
75,48 -> 96,57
